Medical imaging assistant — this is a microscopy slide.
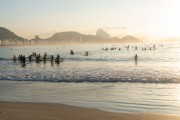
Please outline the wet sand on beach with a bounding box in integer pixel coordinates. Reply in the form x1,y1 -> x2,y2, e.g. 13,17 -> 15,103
0,101 -> 180,120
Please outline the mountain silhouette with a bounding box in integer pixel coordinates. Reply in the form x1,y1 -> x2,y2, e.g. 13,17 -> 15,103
0,27 -> 141,45
96,28 -> 111,39
45,31 -> 102,43
0,27 -> 25,40
120,36 -> 141,43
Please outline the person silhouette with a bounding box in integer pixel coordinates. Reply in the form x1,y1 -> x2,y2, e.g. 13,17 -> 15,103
70,50 -> 74,55
84,51 -> 89,56
13,55 -> 16,62
135,54 -> 138,62
43,54 -> 46,62
29,55 -> 32,61
22,55 -> 26,64
50,55 -> 54,62
55,54 -> 60,63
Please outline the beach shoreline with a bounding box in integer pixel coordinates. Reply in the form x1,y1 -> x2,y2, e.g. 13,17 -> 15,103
0,101 -> 180,120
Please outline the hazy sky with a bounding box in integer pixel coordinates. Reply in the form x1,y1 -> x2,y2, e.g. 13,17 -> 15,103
1,0 -> 180,40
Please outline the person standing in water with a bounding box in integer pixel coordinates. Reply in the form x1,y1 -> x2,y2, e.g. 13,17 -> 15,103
55,54 -> 60,63
13,55 -> 16,62
28,55 -> 32,62
135,54 -> 138,62
43,54 -> 47,62
50,55 -> 54,62
22,55 -> 26,64
35,54 -> 40,63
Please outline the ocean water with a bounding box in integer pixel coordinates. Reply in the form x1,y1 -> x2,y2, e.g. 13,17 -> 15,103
0,43 -> 180,114
0,43 -> 180,83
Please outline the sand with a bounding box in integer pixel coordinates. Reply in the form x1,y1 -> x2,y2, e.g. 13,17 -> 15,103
0,101 -> 180,120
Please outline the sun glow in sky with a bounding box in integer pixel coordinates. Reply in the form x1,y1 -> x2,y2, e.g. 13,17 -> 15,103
1,0 -> 180,41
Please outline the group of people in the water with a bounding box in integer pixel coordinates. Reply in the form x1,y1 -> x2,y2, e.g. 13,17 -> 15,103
102,44 -> 160,51
13,52 -> 63,64
13,55 -> 26,63
101,44 -> 165,63
13,43 -> 164,65
13,50 -> 91,65
70,50 -> 89,56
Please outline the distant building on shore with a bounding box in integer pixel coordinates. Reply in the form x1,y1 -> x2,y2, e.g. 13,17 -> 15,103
0,39 -> 29,46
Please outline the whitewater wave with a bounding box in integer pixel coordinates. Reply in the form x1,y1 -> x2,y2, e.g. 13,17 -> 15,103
0,57 -> 9,61
0,75 -> 179,83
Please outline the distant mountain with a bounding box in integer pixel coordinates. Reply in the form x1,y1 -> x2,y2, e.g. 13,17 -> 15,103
0,27 -> 25,40
0,27 -> 141,45
46,31 -> 83,42
120,36 -> 141,43
44,30 -> 141,44
96,28 -> 111,39
45,31 -> 102,43
108,36 -> 141,43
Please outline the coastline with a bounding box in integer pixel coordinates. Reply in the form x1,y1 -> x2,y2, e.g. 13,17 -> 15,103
0,101 -> 180,120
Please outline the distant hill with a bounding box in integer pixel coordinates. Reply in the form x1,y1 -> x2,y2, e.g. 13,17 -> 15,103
45,31 -> 102,43
0,27 -> 25,40
44,30 -> 141,44
96,28 -> 111,39
108,36 -> 141,43
0,27 -> 141,45
46,31 -> 83,42
120,36 -> 141,43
